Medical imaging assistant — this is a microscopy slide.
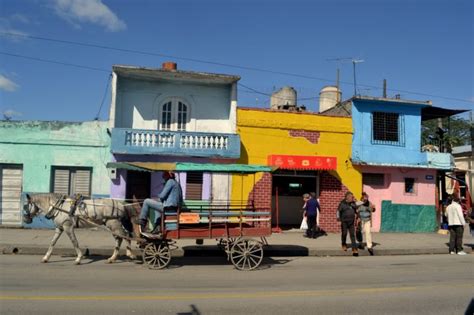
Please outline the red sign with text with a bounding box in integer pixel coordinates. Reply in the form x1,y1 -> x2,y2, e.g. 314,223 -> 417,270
268,155 -> 337,170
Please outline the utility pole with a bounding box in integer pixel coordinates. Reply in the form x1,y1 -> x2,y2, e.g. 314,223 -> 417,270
383,79 -> 387,98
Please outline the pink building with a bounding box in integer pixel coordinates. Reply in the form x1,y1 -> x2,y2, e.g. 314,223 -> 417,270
360,166 -> 437,232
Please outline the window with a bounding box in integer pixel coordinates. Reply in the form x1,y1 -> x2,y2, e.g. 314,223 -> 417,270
363,173 -> 385,186
186,172 -> 203,200
161,101 -> 172,131
52,167 -> 92,196
372,112 -> 403,145
159,98 -> 189,131
404,178 -> 415,194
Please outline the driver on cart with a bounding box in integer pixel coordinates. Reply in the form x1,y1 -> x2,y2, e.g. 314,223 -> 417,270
139,171 -> 183,233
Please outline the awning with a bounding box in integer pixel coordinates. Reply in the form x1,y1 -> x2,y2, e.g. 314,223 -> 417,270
267,155 -> 337,170
421,106 -> 468,121
106,162 -> 274,173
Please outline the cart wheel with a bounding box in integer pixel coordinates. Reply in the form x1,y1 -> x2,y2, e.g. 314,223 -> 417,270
142,242 -> 171,270
230,238 -> 263,271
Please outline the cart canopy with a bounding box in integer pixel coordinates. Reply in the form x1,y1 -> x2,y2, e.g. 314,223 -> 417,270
107,162 -> 274,173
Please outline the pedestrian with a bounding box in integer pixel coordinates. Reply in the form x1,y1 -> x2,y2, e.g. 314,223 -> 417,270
310,192 -> 322,236
303,193 -> 319,238
337,191 -> 358,255
356,192 -> 376,255
445,195 -> 467,255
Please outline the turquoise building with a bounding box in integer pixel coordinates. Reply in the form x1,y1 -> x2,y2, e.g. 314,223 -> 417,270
0,120 -> 111,227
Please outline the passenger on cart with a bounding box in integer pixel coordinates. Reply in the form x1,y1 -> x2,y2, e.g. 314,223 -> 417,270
139,171 -> 183,233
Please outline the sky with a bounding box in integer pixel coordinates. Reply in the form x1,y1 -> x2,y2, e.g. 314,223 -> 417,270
0,0 -> 473,122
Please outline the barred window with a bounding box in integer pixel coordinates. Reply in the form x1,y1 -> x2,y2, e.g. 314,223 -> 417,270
372,112 -> 399,143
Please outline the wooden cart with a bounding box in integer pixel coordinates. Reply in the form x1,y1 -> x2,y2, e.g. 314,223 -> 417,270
124,162 -> 274,271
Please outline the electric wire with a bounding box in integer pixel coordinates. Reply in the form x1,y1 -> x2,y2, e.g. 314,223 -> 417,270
1,31 -> 473,104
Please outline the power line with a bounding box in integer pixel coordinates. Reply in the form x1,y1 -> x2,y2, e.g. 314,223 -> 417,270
2,31 -> 473,104
0,51 -> 110,73
95,74 -> 112,120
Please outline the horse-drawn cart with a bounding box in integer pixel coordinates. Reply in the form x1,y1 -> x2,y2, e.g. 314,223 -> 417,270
110,162 -> 274,271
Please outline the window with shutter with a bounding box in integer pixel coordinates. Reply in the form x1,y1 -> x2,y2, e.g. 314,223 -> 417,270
53,169 -> 70,195
52,167 -> 92,196
186,171 -> 203,200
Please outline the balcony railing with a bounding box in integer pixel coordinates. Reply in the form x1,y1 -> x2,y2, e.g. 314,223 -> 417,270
111,128 -> 240,158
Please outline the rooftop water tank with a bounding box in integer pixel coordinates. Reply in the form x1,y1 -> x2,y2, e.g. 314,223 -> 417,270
319,86 -> 341,113
271,86 -> 297,110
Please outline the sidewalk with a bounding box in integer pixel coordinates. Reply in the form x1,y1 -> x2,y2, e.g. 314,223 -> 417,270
1,227 -> 472,258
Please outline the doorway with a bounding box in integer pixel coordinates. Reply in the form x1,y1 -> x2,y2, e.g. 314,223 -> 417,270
126,171 -> 151,201
272,170 -> 319,226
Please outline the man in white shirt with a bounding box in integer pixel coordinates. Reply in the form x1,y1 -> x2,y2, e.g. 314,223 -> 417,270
445,196 -> 467,255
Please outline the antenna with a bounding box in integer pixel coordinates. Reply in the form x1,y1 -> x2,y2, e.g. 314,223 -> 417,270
326,58 -> 351,90
352,59 -> 364,96
327,57 -> 365,96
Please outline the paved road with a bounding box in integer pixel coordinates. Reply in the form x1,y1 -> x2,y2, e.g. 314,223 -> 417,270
0,254 -> 473,315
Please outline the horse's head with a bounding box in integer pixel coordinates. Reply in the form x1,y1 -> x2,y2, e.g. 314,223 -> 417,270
23,193 -> 38,224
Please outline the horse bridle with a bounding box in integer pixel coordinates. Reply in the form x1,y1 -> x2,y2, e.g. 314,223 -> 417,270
23,195 -> 67,223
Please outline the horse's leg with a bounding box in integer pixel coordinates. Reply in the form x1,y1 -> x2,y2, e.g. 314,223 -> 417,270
124,239 -> 136,260
106,220 -> 124,263
42,227 -> 63,263
107,235 -> 122,263
64,223 -> 83,265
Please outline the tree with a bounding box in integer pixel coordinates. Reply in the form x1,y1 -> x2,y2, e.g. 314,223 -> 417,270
422,115 -> 472,151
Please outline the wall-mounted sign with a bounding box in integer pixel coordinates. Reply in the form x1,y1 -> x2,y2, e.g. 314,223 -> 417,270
425,175 -> 434,180
268,155 -> 337,170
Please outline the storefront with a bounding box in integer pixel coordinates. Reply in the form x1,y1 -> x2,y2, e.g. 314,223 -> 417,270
232,108 -> 362,232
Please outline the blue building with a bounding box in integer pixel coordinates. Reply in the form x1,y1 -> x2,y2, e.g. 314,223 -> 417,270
322,95 -> 464,232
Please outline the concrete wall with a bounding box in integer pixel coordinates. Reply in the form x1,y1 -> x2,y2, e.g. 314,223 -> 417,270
352,99 -> 428,166
361,166 -> 436,232
113,77 -> 233,133
0,120 -> 111,227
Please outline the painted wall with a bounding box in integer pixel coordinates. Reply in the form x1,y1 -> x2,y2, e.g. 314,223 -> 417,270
361,166 -> 437,232
113,77 -> 234,133
232,108 -> 362,227
0,120 -> 111,227
352,99 -> 429,166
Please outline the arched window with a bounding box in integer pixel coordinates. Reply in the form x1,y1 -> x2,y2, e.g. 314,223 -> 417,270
159,98 -> 189,131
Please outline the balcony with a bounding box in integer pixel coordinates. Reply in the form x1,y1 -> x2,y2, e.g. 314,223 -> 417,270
111,128 -> 240,158
426,152 -> 455,170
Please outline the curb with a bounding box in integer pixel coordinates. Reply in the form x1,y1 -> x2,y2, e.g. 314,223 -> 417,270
2,244 -> 471,258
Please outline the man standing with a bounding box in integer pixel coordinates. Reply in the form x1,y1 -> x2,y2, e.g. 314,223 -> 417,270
337,192 -> 358,255
139,171 -> 183,233
445,195 -> 467,255
303,193 -> 320,238
356,192 -> 376,255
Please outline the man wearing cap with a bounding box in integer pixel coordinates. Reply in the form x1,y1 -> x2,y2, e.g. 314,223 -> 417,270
139,171 -> 183,233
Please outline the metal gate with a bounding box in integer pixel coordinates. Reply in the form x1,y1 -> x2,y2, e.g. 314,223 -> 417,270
0,165 -> 23,226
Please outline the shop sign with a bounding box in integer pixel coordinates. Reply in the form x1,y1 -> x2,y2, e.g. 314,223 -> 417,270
268,155 -> 337,170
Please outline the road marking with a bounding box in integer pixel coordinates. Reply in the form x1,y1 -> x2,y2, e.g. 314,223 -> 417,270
1,284 -> 471,301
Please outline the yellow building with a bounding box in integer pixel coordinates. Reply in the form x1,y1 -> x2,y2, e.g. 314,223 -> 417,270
231,108 -> 362,232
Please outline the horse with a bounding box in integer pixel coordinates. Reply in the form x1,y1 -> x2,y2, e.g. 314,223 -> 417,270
23,193 -> 138,265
